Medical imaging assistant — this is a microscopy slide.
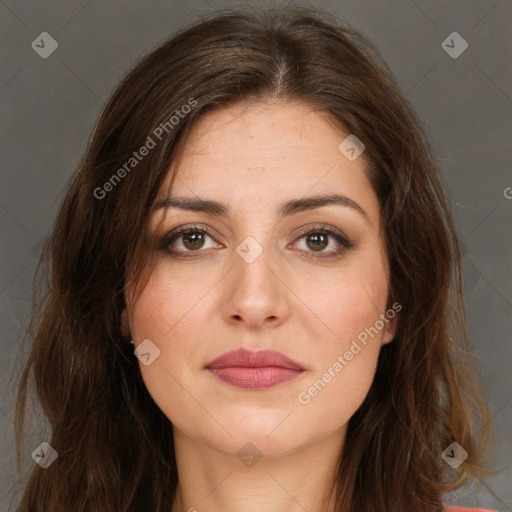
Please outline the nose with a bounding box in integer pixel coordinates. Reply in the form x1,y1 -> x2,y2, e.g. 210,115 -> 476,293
220,240 -> 291,332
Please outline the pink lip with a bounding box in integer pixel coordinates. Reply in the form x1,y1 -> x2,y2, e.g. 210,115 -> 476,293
205,348 -> 305,390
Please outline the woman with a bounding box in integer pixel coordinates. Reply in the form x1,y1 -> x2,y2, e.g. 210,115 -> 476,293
15,5 -> 495,511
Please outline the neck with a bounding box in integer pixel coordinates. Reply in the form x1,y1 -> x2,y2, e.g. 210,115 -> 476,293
170,427 -> 345,512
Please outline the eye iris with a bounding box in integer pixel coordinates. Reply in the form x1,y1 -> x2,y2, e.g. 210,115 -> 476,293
307,233 -> 328,251
183,232 -> 205,250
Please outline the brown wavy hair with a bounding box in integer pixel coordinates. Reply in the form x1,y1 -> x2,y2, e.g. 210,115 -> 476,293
15,4 -> 491,511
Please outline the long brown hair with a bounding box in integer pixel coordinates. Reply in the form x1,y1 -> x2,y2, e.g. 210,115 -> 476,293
15,5 -> 490,511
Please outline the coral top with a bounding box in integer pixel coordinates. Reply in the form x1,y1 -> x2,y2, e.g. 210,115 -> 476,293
445,508 -> 498,511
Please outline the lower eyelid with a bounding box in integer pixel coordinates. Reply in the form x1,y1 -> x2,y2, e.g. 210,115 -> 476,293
162,227 -> 352,255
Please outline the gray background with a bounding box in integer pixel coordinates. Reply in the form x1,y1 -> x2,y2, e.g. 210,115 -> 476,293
1,0 -> 510,510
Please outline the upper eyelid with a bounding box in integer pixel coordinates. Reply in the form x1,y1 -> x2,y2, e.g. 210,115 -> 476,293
164,223 -> 346,238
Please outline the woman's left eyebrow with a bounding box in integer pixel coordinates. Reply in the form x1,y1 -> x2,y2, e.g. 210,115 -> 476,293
152,193 -> 370,225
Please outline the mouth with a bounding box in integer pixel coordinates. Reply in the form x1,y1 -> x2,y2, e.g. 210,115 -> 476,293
205,348 -> 305,390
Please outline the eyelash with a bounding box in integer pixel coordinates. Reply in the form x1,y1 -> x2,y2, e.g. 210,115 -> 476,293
160,223 -> 353,260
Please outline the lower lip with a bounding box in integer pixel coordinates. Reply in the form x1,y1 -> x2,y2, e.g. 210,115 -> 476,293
207,366 -> 303,389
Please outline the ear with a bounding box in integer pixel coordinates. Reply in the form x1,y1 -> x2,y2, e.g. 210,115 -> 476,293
382,310 -> 398,345
120,308 -> 131,339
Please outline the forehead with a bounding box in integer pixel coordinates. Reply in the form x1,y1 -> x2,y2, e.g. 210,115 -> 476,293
157,100 -> 380,225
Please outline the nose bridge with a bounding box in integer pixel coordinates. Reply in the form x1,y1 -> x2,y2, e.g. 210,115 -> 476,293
235,234 -> 275,289
221,232 -> 289,328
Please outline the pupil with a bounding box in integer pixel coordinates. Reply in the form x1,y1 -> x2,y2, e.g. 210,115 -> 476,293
184,232 -> 204,249
308,233 -> 327,251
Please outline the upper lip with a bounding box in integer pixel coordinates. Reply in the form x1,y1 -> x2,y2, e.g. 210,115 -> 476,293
205,348 -> 304,371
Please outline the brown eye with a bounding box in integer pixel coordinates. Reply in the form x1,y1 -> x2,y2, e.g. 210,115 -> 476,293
306,233 -> 329,251
182,231 -> 206,250
293,225 -> 353,260
161,225 -> 221,256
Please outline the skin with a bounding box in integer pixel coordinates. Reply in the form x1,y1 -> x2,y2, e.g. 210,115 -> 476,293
123,100 -> 397,512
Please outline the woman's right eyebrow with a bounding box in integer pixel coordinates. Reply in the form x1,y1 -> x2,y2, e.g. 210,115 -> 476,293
152,193 -> 370,225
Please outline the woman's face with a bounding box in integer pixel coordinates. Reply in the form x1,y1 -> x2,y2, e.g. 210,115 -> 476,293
126,100 -> 396,459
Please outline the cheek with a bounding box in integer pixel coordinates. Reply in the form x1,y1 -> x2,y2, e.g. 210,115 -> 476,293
129,261 -> 214,344
295,282 -> 387,429
127,264 -> 216,428
296,346 -> 378,440
293,252 -> 388,421
296,248 -> 389,346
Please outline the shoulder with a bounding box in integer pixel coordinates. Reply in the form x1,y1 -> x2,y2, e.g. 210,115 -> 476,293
445,507 -> 500,512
